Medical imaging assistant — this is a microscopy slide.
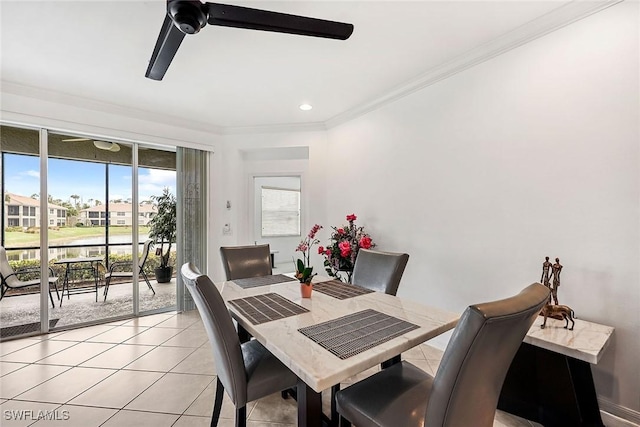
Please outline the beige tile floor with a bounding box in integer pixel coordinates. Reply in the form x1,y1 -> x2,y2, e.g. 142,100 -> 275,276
0,310 -> 542,427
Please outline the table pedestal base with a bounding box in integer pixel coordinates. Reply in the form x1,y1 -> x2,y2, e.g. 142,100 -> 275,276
498,342 -> 604,427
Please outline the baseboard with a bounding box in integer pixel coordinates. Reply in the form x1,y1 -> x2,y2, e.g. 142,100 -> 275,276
600,398 -> 640,426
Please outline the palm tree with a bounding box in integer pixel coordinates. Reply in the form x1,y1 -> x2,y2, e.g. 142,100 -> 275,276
70,194 -> 80,208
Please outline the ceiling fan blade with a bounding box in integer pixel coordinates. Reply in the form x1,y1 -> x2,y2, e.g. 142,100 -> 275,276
145,14 -> 187,81
205,3 -> 353,40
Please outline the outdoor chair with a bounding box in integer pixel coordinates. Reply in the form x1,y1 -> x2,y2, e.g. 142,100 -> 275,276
181,263 -> 299,427
335,283 -> 550,427
103,240 -> 155,300
0,246 -> 59,308
219,244 -> 272,280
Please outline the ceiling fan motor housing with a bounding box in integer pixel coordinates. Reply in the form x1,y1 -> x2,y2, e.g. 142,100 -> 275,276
168,0 -> 207,34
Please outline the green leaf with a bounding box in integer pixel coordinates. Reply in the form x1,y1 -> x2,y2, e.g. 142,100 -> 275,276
297,259 -> 305,273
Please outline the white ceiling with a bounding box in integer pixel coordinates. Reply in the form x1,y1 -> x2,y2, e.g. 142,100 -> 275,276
1,1 -> 592,132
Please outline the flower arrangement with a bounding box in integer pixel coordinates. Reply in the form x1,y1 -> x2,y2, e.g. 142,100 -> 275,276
319,214 -> 375,281
295,224 -> 323,284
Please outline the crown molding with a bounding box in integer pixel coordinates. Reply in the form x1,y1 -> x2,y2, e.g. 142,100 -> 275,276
220,121 -> 327,135
1,80 -> 225,135
1,0 -> 623,136
324,0 -> 623,130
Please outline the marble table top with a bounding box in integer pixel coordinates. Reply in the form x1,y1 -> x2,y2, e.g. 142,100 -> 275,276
218,276 -> 459,392
525,316 -> 614,364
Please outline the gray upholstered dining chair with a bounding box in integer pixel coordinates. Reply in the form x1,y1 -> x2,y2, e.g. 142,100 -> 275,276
0,246 -> 59,308
351,249 -> 409,296
103,239 -> 155,300
219,244 -> 272,280
328,249 -> 411,422
336,283 -> 550,427
181,263 -> 298,427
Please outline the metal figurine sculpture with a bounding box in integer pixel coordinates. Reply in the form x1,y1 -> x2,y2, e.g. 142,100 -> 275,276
541,256 -> 552,290
540,304 -> 575,330
538,256 -> 575,328
551,257 -> 563,305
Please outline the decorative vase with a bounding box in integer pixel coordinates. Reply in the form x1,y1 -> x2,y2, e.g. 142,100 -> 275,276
300,282 -> 313,298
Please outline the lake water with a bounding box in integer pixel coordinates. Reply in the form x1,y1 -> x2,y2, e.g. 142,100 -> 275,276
6,234 -> 150,262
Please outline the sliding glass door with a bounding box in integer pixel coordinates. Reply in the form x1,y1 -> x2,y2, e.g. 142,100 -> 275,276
1,124 -> 181,338
0,126 -> 46,337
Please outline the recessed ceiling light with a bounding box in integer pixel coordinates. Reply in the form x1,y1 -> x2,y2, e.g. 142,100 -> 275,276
299,104 -> 313,111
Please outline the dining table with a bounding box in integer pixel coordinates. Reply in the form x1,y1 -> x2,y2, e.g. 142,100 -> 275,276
216,275 -> 460,427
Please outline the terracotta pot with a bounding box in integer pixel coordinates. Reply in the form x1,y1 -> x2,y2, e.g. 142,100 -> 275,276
300,282 -> 313,298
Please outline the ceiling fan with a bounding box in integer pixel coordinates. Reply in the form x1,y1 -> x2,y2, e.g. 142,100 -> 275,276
145,0 -> 354,81
61,138 -> 121,152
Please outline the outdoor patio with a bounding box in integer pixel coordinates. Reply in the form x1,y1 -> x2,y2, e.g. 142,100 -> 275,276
0,279 -> 177,335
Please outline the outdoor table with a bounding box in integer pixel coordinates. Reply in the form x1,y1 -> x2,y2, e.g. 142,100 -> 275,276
54,256 -> 104,306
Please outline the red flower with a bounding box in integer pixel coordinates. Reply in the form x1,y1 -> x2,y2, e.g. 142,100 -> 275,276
317,246 -> 325,255
338,241 -> 351,257
325,249 -> 332,257
359,236 -> 372,249
346,214 -> 357,222
337,228 -> 345,235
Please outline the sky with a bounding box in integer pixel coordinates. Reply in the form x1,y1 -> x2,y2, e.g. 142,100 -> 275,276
4,153 -> 176,205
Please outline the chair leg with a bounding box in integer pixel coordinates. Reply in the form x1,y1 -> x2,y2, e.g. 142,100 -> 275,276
141,270 -> 155,294
235,405 -> 246,427
49,289 -> 55,308
339,415 -> 352,427
211,378 -> 224,427
103,277 -> 111,301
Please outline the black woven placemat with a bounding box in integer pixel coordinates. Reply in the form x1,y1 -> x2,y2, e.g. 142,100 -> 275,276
232,274 -> 297,289
298,309 -> 419,359
228,293 -> 309,325
312,280 -> 374,300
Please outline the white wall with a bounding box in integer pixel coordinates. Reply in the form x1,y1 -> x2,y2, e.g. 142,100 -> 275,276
209,131 -> 329,282
325,2 -> 639,416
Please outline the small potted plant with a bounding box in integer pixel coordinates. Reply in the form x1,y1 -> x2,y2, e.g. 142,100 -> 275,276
295,224 -> 322,298
148,188 -> 176,283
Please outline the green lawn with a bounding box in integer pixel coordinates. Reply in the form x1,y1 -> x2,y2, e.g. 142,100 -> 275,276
4,226 -> 150,247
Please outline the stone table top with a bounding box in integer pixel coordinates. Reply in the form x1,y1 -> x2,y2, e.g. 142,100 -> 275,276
525,316 -> 614,364
217,276 -> 459,392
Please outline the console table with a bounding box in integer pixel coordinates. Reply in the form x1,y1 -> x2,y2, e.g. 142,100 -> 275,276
499,316 -> 614,427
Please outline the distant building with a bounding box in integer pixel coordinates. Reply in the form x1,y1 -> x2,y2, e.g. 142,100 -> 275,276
3,193 -> 68,228
80,203 -> 156,226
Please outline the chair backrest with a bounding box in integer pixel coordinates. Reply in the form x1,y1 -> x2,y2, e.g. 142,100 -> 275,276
425,283 -> 549,427
181,263 -> 249,406
0,246 -> 20,287
351,249 -> 409,295
219,244 -> 272,280
139,240 -> 153,269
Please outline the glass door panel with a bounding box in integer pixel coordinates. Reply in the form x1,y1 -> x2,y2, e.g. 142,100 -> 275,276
138,146 -> 177,313
47,133 -> 133,328
1,126 -> 45,338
